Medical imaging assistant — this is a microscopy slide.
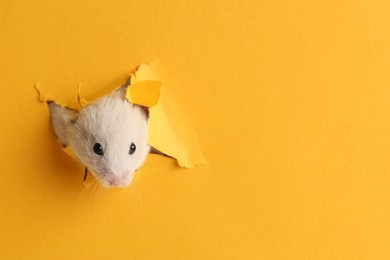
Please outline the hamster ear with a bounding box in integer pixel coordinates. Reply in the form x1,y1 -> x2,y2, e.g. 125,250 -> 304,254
117,77 -> 131,97
47,101 -> 79,147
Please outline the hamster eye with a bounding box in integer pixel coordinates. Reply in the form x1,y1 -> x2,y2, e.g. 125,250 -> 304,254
93,143 -> 104,156
129,143 -> 136,155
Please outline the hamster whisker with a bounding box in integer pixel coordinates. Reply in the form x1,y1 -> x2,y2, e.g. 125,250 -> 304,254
136,178 -> 154,197
97,184 -> 103,202
133,183 -> 144,207
91,179 -> 105,206
131,183 -> 143,206
129,183 -> 135,204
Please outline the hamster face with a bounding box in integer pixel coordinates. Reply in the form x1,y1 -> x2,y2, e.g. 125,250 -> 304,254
48,88 -> 150,188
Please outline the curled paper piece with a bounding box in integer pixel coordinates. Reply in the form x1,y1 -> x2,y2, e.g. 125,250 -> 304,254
126,80 -> 161,107
63,145 -> 77,160
133,63 -> 206,167
35,84 -> 46,102
77,84 -> 89,107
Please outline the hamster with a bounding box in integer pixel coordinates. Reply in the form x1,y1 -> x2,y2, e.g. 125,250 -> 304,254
47,83 -> 150,188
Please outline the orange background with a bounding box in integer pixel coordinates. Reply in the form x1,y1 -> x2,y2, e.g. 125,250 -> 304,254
1,1 -> 390,259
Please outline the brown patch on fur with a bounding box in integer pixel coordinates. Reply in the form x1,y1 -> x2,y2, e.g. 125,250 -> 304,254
70,117 -> 79,125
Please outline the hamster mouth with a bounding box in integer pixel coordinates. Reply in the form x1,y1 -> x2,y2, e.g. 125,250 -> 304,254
86,167 -> 133,188
100,180 -> 130,188
99,173 -> 132,188
108,178 -> 121,186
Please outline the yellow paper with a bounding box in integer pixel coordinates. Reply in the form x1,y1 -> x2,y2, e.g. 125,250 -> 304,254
3,1 -> 390,259
126,80 -> 162,107
132,63 -> 207,167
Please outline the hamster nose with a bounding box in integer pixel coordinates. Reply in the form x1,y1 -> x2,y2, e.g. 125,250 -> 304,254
109,178 -> 120,186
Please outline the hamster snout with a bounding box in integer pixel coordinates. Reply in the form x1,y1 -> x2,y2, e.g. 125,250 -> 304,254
101,171 -> 133,188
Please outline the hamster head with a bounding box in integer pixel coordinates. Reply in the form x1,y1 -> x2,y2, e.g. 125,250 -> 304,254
48,87 -> 150,188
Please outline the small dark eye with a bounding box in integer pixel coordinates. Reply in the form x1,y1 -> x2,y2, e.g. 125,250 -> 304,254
93,143 -> 104,156
129,143 -> 136,155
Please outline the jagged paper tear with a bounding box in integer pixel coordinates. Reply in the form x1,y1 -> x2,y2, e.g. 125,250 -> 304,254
41,62 -> 206,168
133,63 -> 206,167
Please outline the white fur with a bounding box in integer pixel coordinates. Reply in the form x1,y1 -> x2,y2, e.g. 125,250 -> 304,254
48,87 -> 150,188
